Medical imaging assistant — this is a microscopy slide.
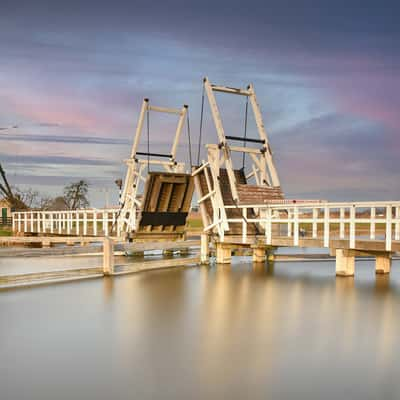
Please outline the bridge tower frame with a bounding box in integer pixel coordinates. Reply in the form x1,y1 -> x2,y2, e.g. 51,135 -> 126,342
119,99 -> 188,234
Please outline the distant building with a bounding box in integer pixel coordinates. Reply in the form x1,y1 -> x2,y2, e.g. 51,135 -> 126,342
0,198 -> 12,224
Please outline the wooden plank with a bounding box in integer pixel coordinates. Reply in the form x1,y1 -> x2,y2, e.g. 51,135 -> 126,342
0,267 -> 103,288
113,256 -> 200,276
159,175 -> 187,184
147,175 -> 163,212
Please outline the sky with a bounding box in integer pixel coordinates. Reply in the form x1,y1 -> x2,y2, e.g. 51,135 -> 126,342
0,0 -> 399,206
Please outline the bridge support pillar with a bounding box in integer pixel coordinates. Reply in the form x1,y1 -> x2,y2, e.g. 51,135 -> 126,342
103,237 -> 114,275
200,234 -> 209,264
252,246 -> 266,263
375,253 -> 391,274
335,249 -> 355,277
216,243 -> 232,264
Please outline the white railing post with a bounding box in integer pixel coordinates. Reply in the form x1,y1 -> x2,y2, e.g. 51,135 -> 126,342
293,207 -> 299,246
312,208 -> 318,239
50,212 -> 54,233
386,205 -> 392,251
67,212 -> 71,234
266,207 -> 272,245
395,207 -> 400,241
323,206 -> 329,247
339,208 -> 345,239
12,213 -> 15,232
37,212 -> 41,233
287,209 -> 292,237
117,214 -> 122,238
76,211 -> 79,235
23,212 -> 27,232
103,212 -> 109,236
93,211 -> 97,236
83,211 -> 88,235
43,213 -> 47,233
112,211 -> 116,234
30,211 -> 34,232
349,206 -> 356,249
242,208 -> 247,243
17,213 -> 21,232
370,207 -> 376,240
58,213 -> 62,234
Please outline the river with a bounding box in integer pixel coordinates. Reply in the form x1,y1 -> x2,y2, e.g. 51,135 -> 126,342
1,257 -> 400,399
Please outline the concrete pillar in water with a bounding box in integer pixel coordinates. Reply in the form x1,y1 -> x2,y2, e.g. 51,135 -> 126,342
335,249 -> 355,277
375,253 -> 391,274
216,243 -> 232,264
252,246 -> 266,263
103,237 -> 114,275
200,233 -> 209,264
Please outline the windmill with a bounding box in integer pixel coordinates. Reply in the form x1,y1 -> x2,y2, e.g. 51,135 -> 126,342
0,162 -> 27,210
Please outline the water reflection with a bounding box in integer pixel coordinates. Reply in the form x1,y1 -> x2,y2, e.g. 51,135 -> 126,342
1,259 -> 400,399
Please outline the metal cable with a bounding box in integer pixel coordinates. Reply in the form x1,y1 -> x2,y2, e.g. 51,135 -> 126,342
186,109 -> 193,169
196,83 -> 205,166
146,105 -> 150,172
242,95 -> 249,170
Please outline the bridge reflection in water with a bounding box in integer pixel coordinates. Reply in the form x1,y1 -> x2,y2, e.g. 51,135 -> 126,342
1,258 -> 400,400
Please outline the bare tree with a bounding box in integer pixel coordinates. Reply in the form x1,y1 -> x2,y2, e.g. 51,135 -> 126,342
63,180 -> 90,210
13,187 -> 40,209
38,196 -> 54,211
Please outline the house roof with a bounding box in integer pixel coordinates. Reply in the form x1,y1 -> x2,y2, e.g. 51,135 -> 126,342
0,198 -> 11,207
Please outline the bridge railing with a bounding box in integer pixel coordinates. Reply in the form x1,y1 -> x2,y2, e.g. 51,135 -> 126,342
221,201 -> 400,251
12,208 -> 122,237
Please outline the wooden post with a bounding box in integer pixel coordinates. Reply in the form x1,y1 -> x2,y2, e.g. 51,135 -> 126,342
58,213 -> 62,234
83,211 -> 88,235
76,211 -> 79,235
242,208 -> 247,243
349,206 -> 356,249
216,243 -> 231,264
335,248 -> 355,277
37,212 -> 41,233
50,213 -> 54,234
375,253 -> 391,274
370,207 -> 376,240
200,233 -> 209,264
323,206 -> 329,247
293,207 -> 299,246
93,211 -> 97,236
312,208 -> 318,239
386,205 -> 392,251
103,237 -> 114,275
266,207 -> 272,245
287,209 -> 292,237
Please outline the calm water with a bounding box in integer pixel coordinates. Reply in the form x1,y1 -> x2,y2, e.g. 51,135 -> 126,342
1,257 -> 400,400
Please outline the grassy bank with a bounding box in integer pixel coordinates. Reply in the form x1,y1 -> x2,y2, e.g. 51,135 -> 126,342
0,227 -> 12,236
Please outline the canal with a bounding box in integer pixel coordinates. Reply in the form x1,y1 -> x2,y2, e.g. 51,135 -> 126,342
1,257 -> 400,399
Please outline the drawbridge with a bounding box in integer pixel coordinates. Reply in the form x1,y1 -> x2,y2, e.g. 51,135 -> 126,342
193,77 -> 314,242
10,77 -> 400,277
119,98 -> 194,240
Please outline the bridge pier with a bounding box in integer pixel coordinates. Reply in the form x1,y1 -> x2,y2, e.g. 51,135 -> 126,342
375,253 -> 391,274
216,243 -> 232,264
103,237 -> 115,275
252,245 -> 266,263
335,249 -> 355,277
200,234 -> 209,264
